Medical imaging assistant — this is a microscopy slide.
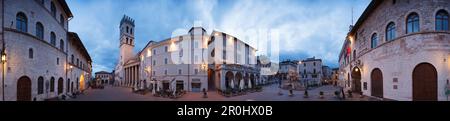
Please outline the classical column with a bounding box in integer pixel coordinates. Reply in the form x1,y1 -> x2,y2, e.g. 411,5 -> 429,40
125,67 -> 128,86
127,67 -> 130,87
136,65 -> 139,88
131,66 -> 134,87
136,66 -> 139,88
130,66 -> 136,87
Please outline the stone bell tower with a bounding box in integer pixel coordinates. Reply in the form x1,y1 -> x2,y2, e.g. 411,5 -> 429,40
119,15 -> 135,65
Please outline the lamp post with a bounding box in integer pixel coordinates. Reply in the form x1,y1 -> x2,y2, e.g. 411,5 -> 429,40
1,47 -> 6,101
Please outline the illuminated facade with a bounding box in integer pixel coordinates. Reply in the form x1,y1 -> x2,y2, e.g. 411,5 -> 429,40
0,0 -> 92,101
114,17 -> 260,93
338,0 -> 450,101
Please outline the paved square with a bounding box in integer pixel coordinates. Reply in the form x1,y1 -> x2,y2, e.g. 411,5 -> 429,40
68,84 -> 377,101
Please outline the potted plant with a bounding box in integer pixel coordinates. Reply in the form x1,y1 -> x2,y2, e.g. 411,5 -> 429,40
319,91 -> 324,99
334,91 -> 340,99
359,92 -> 364,98
347,90 -> 353,98
256,86 -> 262,92
303,90 -> 309,98
288,89 -> 294,97
202,88 -> 208,98
225,88 -> 232,97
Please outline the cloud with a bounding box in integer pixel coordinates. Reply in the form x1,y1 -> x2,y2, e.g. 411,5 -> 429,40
67,0 -> 370,72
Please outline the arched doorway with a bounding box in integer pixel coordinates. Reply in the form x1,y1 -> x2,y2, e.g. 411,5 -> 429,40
250,74 -> 255,88
208,69 -> 215,90
235,72 -> 242,89
371,68 -> 383,98
351,67 -> 362,93
244,73 -> 249,88
66,79 -> 70,93
412,63 -> 437,101
58,77 -> 63,94
225,71 -> 234,89
71,82 -> 74,93
17,76 -> 32,101
79,74 -> 85,91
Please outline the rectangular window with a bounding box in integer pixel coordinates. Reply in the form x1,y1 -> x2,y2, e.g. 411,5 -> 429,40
195,55 -> 198,64
178,69 -> 182,75
165,70 -> 168,75
147,49 -> 151,57
195,69 -> 198,74
165,46 -> 168,52
195,41 -> 199,48
165,58 -> 168,64
57,58 -> 59,65
153,60 -> 156,66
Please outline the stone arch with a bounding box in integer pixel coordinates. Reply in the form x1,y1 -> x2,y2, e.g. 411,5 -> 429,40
58,77 -> 64,94
370,68 -> 383,98
351,67 -> 362,93
225,71 -> 234,89
17,76 -> 32,101
412,63 -> 437,101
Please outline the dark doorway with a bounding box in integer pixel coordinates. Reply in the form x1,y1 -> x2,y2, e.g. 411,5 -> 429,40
371,68 -> 383,98
58,77 -> 63,94
17,76 -> 32,101
412,63 -> 437,101
351,67 -> 362,93
208,69 -> 215,90
225,71 -> 234,89
176,80 -> 184,91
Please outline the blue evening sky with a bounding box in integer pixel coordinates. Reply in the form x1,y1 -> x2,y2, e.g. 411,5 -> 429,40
66,0 -> 371,73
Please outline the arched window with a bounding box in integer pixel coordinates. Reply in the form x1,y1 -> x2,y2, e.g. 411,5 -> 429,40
436,10 -> 449,31
50,2 -> 56,17
407,13 -> 420,33
130,28 -> 133,34
37,76 -> 44,94
71,54 -> 74,64
28,48 -> 33,59
126,26 -> 129,33
126,37 -> 129,44
67,79 -> 70,92
50,77 -> 55,92
60,14 -> 65,27
386,22 -> 396,41
16,12 -> 27,32
60,39 -> 64,51
130,39 -> 133,45
371,33 -> 378,48
50,32 -> 56,46
35,22 -> 44,40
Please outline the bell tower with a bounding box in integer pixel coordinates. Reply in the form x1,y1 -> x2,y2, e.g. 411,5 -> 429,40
119,15 -> 135,65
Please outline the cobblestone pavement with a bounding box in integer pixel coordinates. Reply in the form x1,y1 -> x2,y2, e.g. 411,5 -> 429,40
68,84 -> 380,101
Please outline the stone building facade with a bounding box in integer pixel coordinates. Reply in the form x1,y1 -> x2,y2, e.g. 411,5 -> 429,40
338,0 -> 450,101
114,16 -> 259,93
95,71 -> 112,85
0,0 -> 92,101
277,60 -> 298,81
298,57 -> 322,86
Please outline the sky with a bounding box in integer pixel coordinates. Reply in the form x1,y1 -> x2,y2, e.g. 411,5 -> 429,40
66,0 -> 371,73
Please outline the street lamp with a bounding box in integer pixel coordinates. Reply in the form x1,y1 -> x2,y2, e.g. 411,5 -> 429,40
200,63 -> 207,72
1,50 -> 6,101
